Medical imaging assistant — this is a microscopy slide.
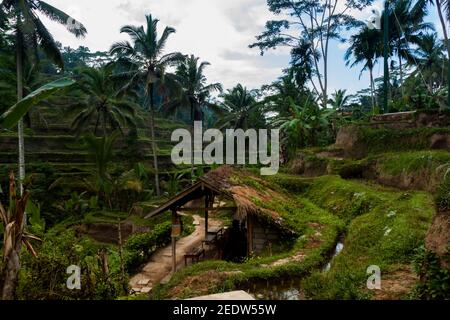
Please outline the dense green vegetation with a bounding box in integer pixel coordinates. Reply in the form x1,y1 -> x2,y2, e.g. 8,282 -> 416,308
0,0 -> 449,300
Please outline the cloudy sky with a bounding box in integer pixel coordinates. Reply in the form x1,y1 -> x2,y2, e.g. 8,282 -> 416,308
40,0 -> 443,94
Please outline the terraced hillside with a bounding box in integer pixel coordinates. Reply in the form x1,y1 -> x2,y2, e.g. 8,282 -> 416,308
0,105 -> 187,178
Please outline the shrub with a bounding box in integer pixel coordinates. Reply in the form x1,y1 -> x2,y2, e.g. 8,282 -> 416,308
17,230 -> 126,300
435,177 -> 450,212
124,222 -> 172,272
302,268 -> 370,300
412,246 -> 450,299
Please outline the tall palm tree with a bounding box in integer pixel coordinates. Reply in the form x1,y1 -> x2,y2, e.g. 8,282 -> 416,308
171,55 -> 222,180
426,0 -> 449,107
71,65 -> 138,137
110,14 -> 183,196
83,132 -> 120,208
385,0 -> 433,94
328,89 -> 351,111
426,0 -> 449,54
216,84 -> 262,130
412,33 -> 447,94
174,55 -> 223,124
0,0 -> 86,194
345,26 -> 382,112
261,69 -> 314,120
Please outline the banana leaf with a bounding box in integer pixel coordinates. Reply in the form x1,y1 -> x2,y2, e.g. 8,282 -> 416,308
0,77 -> 75,129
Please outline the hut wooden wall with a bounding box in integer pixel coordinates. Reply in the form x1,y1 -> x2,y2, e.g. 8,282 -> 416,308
248,216 -> 280,254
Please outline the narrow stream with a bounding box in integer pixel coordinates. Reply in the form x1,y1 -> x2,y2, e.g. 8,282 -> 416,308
240,240 -> 345,300
323,241 -> 344,272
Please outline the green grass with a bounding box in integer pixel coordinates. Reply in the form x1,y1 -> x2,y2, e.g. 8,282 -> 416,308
359,127 -> 450,155
372,150 -> 450,175
300,177 -> 435,299
151,173 -> 436,300
302,175 -> 384,223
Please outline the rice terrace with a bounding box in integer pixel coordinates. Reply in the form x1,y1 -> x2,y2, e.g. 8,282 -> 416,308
0,0 -> 449,308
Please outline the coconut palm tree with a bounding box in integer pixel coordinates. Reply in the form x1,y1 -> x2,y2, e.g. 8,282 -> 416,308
216,84 -> 262,130
173,55 -> 223,124
426,0 -> 449,107
411,32 -> 447,94
71,65 -> 138,137
170,55 -> 222,180
345,26 -> 382,112
386,0 -> 433,93
0,0 -> 86,194
328,89 -> 352,111
50,132 -> 121,209
426,0 -> 449,54
261,69 -> 314,120
110,14 -> 183,196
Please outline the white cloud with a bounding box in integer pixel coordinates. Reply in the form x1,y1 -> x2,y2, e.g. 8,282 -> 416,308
36,0 -> 441,96
39,0 -> 288,90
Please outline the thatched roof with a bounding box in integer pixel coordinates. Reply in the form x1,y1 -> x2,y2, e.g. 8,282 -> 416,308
146,166 -> 296,235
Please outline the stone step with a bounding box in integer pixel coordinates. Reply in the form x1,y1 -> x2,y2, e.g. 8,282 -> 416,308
137,278 -> 151,286
141,287 -> 152,294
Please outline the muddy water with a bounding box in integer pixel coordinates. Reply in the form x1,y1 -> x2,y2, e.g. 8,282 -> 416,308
240,241 -> 345,300
240,277 -> 305,300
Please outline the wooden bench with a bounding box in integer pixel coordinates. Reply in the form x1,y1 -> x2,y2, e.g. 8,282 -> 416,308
184,247 -> 205,266
202,227 -> 224,247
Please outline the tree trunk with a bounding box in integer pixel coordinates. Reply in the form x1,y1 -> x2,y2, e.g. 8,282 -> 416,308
190,100 -> 195,183
436,0 -> 449,57
16,28 -> 25,197
102,111 -> 107,137
370,67 -> 376,113
323,57 -> 328,109
398,49 -> 404,97
148,84 -> 160,196
435,0 -> 449,108
1,241 -> 22,300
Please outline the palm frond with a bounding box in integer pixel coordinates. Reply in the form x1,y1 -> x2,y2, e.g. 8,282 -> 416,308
109,40 -> 135,57
156,26 -> 176,56
158,52 -> 184,68
37,1 -> 87,37
31,13 -> 64,68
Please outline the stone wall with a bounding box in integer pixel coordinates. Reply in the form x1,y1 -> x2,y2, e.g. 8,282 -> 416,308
334,111 -> 450,159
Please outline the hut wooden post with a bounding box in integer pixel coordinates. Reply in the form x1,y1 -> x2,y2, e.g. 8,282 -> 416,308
247,215 -> 254,257
171,209 -> 177,273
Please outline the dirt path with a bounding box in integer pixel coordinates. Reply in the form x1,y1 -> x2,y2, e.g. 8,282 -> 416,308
129,214 -> 223,294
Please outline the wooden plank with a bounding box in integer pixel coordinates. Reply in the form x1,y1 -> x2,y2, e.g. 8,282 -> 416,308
247,215 -> 253,256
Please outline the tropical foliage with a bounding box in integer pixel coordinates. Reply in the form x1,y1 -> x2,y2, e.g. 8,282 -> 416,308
0,0 -> 448,301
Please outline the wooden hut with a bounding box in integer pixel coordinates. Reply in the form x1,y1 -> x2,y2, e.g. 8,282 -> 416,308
146,166 -> 295,271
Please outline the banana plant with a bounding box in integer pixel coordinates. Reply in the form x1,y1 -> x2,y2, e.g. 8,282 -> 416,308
0,171 -> 41,300
0,77 -> 75,129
